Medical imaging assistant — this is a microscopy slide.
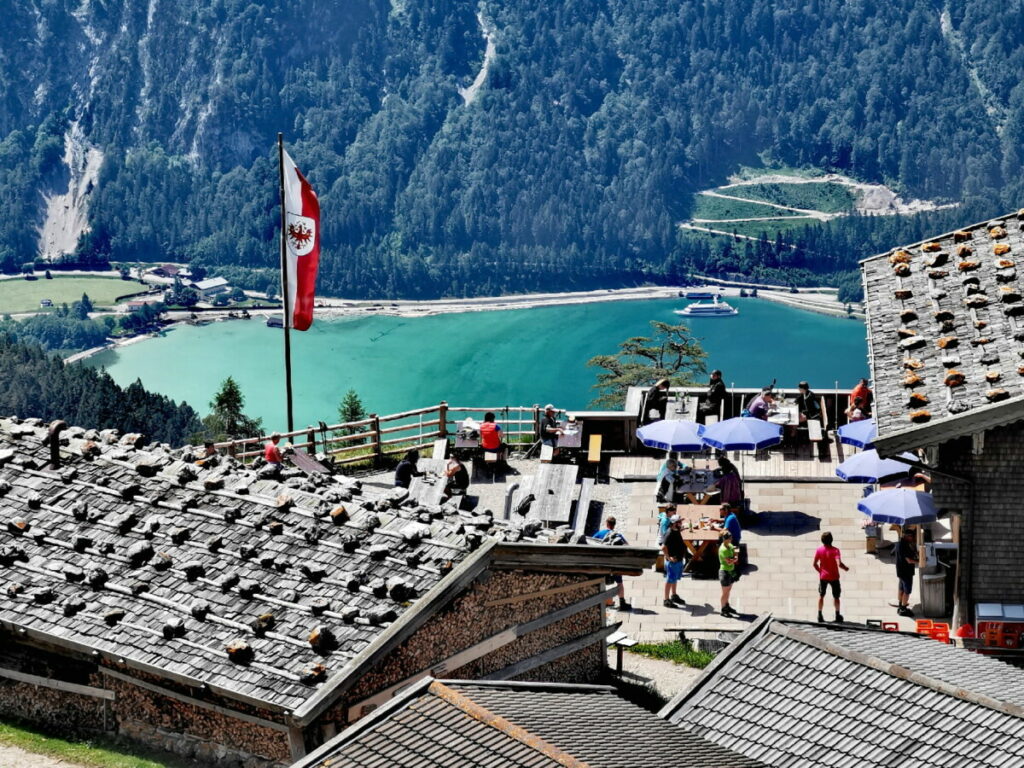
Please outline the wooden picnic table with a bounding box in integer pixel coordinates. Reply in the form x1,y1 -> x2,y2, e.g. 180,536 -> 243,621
681,528 -> 722,576
767,403 -> 800,426
664,469 -> 720,505
407,458 -> 449,506
556,424 -> 583,450
522,463 -> 579,525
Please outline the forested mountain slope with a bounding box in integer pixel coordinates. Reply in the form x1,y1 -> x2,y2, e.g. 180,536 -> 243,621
3,0 -> 1024,298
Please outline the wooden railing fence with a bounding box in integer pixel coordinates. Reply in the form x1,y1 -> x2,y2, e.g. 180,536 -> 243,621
213,402 -> 554,466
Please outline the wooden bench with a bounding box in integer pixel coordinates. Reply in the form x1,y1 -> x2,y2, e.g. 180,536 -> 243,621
573,477 -> 595,537
540,444 -> 554,462
606,630 -> 638,675
587,434 -> 602,464
807,419 -> 823,441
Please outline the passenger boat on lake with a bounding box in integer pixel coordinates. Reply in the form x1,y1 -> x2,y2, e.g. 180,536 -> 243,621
674,296 -> 739,317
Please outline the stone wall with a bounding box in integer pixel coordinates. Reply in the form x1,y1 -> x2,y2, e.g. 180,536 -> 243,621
931,423 -> 1024,610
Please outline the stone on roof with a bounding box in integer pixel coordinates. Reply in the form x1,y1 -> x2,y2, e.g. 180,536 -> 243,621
0,416 -> 609,715
862,209 -> 1024,451
661,616 -> 1024,767
294,678 -> 765,768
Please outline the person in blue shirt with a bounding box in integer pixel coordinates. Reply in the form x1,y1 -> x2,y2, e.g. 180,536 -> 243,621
593,516 -> 630,611
718,503 -> 742,545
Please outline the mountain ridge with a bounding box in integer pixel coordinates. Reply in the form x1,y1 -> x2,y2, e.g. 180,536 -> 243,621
2,0 -> 1022,299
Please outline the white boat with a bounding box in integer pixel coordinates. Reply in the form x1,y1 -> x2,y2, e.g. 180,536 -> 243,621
674,296 -> 738,317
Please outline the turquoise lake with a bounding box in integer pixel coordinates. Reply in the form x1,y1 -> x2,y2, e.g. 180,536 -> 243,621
85,298 -> 868,431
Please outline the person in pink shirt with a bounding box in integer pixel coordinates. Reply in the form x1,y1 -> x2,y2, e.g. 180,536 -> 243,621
813,531 -> 850,623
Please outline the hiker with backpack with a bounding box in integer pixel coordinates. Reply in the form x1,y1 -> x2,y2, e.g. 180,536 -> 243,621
593,516 -> 630,611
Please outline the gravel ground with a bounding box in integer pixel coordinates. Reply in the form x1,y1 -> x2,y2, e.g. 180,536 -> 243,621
611,650 -> 703,703
0,743 -> 84,768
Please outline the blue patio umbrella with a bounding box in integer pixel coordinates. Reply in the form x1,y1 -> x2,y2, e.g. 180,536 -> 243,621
636,419 -> 706,452
837,418 -> 877,449
857,488 -> 938,525
836,450 -> 917,484
701,417 -> 782,451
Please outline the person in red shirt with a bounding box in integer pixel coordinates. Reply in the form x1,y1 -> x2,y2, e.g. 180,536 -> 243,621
479,412 -> 505,454
813,531 -> 850,623
264,432 -> 284,465
849,378 -> 873,417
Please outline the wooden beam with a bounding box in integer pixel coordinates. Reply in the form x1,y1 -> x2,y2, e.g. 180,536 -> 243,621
0,666 -> 115,701
98,668 -> 289,732
484,577 -> 605,608
491,542 -> 657,573
483,623 -> 622,681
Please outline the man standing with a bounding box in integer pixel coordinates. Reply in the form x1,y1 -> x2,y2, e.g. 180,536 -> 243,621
719,531 -> 739,617
699,369 -> 727,421
662,516 -> 686,608
540,404 -> 563,457
895,527 -> 918,617
593,516 -> 630,611
813,531 -> 849,623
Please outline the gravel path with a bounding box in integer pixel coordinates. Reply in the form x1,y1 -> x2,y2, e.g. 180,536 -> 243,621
609,649 -> 702,703
0,743 -> 85,768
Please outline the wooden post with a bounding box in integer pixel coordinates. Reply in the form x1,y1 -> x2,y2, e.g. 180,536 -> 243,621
370,414 -> 383,466
306,425 -> 315,455
438,401 -> 448,437
533,405 -> 541,441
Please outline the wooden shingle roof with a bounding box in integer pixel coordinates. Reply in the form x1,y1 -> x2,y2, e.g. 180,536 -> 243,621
294,678 -> 766,768
862,209 -> 1024,452
661,616 -> 1024,767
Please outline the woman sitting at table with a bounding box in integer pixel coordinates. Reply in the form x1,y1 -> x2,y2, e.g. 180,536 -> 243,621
711,457 -> 744,509
444,455 -> 470,496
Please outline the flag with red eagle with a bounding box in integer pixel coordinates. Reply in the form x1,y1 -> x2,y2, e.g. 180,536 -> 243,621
282,149 -> 320,331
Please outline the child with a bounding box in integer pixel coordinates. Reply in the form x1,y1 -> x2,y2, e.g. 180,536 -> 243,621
813,531 -> 850,623
719,531 -> 740,616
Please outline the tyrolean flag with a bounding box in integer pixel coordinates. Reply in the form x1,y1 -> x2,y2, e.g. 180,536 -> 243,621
281,149 -> 320,331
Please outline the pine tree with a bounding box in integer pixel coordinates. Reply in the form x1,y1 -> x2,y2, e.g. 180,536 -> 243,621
587,321 -> 707,408
336,388 -> 368,442
203,376 -> 262,441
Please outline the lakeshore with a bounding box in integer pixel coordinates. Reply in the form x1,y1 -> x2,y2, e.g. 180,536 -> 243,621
83,296 -> 868,430
65,282 -> 860,366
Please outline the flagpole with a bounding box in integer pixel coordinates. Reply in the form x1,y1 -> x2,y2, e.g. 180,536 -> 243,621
277,132 -> 295,433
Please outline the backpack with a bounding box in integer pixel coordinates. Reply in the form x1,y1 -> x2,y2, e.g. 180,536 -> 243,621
602,531 -> 627,546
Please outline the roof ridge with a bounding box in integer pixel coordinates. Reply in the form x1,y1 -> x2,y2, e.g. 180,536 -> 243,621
858,210 -> 1014,266
428,681 -> 592,768
658,612 -> 773,720
776,622 -> 1024,720
439,679 -> 616,694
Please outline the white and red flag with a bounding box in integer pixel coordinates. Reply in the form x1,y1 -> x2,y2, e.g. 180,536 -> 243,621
281,149 -> 320,331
